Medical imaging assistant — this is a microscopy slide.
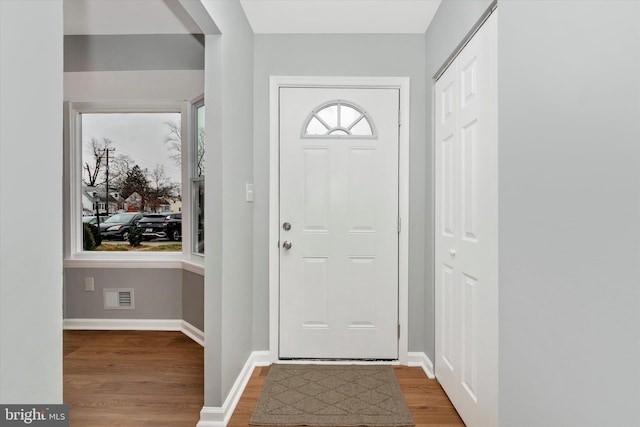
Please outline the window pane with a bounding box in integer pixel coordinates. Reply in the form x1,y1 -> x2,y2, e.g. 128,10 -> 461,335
194,180 -> 205,254
305,116 -> 328,136
193,100 -> 205,256
81,112 -> 182,252
340,105 -> 361,128
316,104 -> 338,128
350,117 -> 373,136
196,105 -> 205,177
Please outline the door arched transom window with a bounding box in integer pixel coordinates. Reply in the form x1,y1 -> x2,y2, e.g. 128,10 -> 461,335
302,100 -> 376,138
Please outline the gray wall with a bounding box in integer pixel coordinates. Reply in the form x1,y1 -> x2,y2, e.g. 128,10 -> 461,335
64,34 -> 204,72
0,0 -> 63,403
427,0 -> 640,424
183,270 -> 205,331
65,267 -> 204,330
498,1 -> 640,425
63,29 -> 205,328
423,0 -> 494,366
65,268 -> 182,319
252,34 -> 427,352
201,0 -> 255,407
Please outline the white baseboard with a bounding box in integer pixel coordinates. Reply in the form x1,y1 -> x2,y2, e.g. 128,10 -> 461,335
181,320 -> 205,347
408,351 -> 435,379
197,351 -> 271,427
63,318 -> 204,347
64,318 -> 182,330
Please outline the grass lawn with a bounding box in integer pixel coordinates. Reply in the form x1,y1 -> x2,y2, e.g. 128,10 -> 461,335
94,243 -> 182,252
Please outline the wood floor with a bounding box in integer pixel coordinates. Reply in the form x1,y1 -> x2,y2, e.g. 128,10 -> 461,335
64,331 -> 463,426
64,330 -> 204,427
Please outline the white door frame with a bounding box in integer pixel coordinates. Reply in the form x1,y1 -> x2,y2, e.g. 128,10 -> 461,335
269,76 -> 410,364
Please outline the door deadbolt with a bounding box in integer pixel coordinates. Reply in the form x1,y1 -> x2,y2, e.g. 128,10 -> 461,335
282,222 -> 291,231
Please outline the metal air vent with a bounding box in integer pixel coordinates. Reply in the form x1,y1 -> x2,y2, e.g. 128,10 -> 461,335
103,288 -> 135,310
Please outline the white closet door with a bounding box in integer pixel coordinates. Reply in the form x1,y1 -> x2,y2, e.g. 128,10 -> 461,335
435,10 -> 498,427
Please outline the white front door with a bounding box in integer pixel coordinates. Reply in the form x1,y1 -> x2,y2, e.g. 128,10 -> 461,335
435,10 -> 498,427
279,87 -> 400,359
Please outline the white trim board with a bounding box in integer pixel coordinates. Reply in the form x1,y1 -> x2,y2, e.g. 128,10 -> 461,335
407,351 -> 436,379
63,318 -> 204,347
63,259 -> 205,276
197,351 -> 270,427
268,76 -> 411,364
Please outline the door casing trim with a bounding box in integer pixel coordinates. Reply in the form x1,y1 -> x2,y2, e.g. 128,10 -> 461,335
268,76 -> 410,364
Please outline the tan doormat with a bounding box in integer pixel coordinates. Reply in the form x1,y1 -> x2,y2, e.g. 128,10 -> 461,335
250,364 -> 415,426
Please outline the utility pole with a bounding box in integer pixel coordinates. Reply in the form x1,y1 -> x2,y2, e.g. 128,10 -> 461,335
104,148 -> 116,217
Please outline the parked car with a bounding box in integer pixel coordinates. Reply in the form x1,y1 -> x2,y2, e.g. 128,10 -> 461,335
99,212 -> 144,241
138,212 -> 182,241
82,214 -> 110,225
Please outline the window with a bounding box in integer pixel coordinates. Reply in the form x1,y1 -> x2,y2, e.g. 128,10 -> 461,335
303,100 -> 376,138
79,111 -> 182,252
192,99 -> 205,255
68,101 -> 207,260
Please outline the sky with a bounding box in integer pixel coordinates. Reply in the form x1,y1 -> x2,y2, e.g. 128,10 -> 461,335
81,112 -> 182,186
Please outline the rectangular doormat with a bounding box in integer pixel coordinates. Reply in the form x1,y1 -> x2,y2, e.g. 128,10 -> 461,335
250,364 -> 415,427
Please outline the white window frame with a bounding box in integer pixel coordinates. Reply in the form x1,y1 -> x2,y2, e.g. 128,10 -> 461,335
190,96 -> 205,257
64,101 -> 203,273
301,99 -> 377,139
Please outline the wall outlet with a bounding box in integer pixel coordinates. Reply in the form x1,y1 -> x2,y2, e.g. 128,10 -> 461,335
84,277 -> 94,292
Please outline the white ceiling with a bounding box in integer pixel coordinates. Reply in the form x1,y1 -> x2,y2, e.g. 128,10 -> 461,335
63,0 -> 442,36
239,0 -> 442,34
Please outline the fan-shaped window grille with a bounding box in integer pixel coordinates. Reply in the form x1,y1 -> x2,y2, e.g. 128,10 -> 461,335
303,100 -> 376,138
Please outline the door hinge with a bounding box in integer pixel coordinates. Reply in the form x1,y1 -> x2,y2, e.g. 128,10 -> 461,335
397,217 -> 401,233
398,324 -> 401,339
398,110 -> 401,127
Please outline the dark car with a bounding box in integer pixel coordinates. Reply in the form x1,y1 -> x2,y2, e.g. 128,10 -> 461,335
99,212 -> 144,240
138,212 -> 181,241
82,214 -> 110,225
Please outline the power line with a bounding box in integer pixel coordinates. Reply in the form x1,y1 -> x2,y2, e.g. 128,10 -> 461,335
103,148 -> 116,217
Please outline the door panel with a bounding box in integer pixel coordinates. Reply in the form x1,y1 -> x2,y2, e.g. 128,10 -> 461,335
279,87 -> 400,359
435,10 -> 498,427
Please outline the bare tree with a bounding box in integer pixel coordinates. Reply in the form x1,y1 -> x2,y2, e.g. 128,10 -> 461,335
164,120 -> 205,175
163,121 -> 182,167
196,126 -> 205,176
83,137 -> 113,187
147,164 -> 179,212
110,153 -> 136,192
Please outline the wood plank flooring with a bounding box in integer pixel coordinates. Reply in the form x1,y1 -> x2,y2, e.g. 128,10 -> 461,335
64,331 -> 463,426
64,330 -> 204,427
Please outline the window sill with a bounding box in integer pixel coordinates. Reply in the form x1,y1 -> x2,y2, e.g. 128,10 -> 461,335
64,253 -> 204,276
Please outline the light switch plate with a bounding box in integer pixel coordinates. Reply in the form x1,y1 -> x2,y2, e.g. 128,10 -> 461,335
246,183 -> 255,202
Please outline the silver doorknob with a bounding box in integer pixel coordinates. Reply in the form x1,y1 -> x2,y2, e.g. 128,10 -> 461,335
449,249 -> 456,257
282,241 -> 292,250
283,222 -> 291,231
